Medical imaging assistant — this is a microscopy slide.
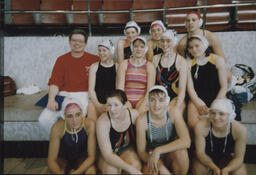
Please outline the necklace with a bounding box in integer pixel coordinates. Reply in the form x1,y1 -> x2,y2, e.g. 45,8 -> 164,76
194,54 -> 209,79
161,51 -> 176,72
209,122 -> 229,153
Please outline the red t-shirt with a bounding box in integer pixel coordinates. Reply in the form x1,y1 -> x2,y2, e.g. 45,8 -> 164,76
48,52 -> 99,92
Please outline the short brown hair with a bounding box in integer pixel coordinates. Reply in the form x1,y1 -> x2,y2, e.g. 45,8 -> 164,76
69,29 -> 88,43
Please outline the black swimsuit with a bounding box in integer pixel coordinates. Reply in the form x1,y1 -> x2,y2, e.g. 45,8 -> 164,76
95,62 -> 116,104
107,109 -> 136,154
205,122 -> 235,167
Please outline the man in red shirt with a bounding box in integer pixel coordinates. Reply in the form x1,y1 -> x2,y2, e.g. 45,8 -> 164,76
39,29 -> 99,134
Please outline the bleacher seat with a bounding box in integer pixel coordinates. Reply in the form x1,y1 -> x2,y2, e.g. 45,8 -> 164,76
8,0 -> 40,25
72,0 -> 102,25
133,0 -> 164,23
203,0 -> 232,32
235,1 -> 256,30
41,0 -> 72,25
100,0 -> 132,24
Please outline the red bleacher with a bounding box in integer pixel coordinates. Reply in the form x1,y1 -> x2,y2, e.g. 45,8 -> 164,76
4,0 -> 256,32
9,0 -> 40,25
41,0 -> 72,25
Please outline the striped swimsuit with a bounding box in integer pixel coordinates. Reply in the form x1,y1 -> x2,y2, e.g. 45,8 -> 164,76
146,111 -> 176,150
125,60 -> 147,108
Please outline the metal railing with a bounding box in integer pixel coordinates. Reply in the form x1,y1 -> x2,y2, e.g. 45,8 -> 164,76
3,1 -> 256,35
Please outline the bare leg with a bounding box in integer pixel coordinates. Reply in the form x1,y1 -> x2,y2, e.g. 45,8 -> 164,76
168,97 -> 186,116
120,147 -> 142,172
84,165 -> 97,175
166,149 -> 189,175
187,101 -> 200,130
87,100 -> 98,121
97,154 -> 120,174
192,157 -> 211,175
231,163 -> 247,175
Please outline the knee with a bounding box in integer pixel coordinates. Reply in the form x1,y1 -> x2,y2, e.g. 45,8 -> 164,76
123,152 -> 142,171
85,165 -> 96,175
192,158 -> 209,175
171,150 -> 189,175
129,158 -> 142,171
102,165 -> 119,174
232,163 -> 247,175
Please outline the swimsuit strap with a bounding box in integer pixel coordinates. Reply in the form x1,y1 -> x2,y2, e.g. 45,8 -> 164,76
107,112 -> 113,128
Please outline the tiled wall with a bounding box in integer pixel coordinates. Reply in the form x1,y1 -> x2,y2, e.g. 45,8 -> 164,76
4,31 -> 256,90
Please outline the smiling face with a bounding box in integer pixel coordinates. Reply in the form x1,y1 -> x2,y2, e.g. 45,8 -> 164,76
148,92 -> 167,116
209,109 -> 230,128
151,25 -> 164,41
188,38 -> 205,58
132,39 -> 146,58
69,34 -> 87,54
159,36 -> 175,53
185,13 -> 201,32
98,46 -> 112,62
125,27 -> 139,42
65,106 -> 83,131
106,97 -> 125,119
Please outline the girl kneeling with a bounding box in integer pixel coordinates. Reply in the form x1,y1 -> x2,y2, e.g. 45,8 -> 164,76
136,85 -> 190,175
96,89 -> 142,174
47,97 -> 96,174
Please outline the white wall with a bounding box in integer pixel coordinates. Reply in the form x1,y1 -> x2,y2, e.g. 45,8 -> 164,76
4,31 -> 256,90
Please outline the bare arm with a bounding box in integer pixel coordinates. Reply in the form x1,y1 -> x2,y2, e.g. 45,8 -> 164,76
194,120 -> 220,174
206,31 -> 226,62
73,119 -> 96,174
215,55 -> 227,99
176,56 -> 188,107
222,121 -> 247,174
136,114 -> 150,163
117,39 -> 125,64
176,36 -> 187,58
88,62 -> 105,113
47,120 -> 64,174
146,40 -> 154,62
116,60 -> 128,90
96,115 -> 142,174
147,62 -> 156,92
152,54 -> 161,68
47,84 -> 59,111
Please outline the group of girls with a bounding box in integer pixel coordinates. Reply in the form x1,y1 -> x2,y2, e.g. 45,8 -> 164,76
47,11 -> 247,175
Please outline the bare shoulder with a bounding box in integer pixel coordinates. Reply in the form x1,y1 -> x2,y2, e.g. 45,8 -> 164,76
147,39 -> 153,44
51,119 -> 65,138
232,120 -> 247,140
117,38 -> 125,45
90,61 -> 99,71
136,112 -> 148,130
129,108 -> 139,123
84,118 -> 96,132
147,61 -> 155,70
205,30 -> 219,42
176,54 -> 187,68
213,54 -> 225,67
178,35 -> 187,46
152,53 -> 161,67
